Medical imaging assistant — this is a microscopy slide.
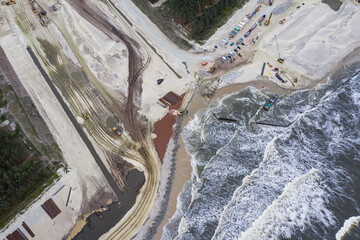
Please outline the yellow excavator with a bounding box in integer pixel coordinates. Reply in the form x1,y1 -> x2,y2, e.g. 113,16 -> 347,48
264,13 -> 272,26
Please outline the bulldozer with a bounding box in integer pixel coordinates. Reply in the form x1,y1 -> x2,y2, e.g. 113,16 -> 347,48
113,127 -> 122,135
209,67 -> 215,73
82,113 -> 89,119
32,6 -> 36,13
278,58 -> 284,63
2,1 -> 11,5
264,13 -> 272,26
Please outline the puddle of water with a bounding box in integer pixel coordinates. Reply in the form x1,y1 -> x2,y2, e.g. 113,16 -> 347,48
73,169 -> 145,240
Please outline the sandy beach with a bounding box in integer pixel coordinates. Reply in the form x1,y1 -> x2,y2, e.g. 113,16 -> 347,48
153,45 -> 360,239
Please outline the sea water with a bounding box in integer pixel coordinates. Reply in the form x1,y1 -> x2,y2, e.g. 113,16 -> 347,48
162,62 -> 360,240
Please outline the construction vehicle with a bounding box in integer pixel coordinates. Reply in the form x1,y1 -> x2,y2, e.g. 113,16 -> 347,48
275,73 -> 286,82
263,94 -> 279,111
32,6 -> 36,13
113,127 -> 122,135
209,67 -> 215,73
29,1 -> 34,5
237,52 -> 243,57
264,13 -> 272,26
230,58 -> 235,63
279,12 -> 293,24
2,1 -> 10,5
255,1 -> 263,11
10,0 -> 15,3
274,35 -> 285,64
82,113 -> 89,119
269,0 -> 273,6
202,61 -> 208,66
40,10 -> 46,15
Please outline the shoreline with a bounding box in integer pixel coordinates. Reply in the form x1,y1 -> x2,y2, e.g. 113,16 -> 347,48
152,47 -> 360,239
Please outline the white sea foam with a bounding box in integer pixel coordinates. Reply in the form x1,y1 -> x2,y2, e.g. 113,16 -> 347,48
238,169 -> 335,240
336,216 -> 360,240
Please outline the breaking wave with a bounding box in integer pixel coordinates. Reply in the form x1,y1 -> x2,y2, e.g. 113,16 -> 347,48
162,62 -> 360,240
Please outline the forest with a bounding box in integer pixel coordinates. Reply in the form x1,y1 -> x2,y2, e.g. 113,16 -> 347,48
0,127 -> 52,220
168,0 -> 248,40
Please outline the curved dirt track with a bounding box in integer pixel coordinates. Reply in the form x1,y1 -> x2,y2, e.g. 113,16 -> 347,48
65,0 -> 161,239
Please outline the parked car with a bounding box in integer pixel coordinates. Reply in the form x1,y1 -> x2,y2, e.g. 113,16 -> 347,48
230,42 -> 234,46
237,46 -> 241,49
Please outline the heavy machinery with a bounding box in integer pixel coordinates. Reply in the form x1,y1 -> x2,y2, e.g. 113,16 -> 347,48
230,58 -> 235,63
32,6 -> 36,13
279,12 -> 293,24
274,35 -> 285,64
255,1 -> 263,11
2,1 -> 11,5
202,61 -> 208,66
263,94 -> 279,111
209,67 -> 215,73
10,0 -> 15,3
264,13 -> 272,26
82,113 -> 89,119
113,127 -> 122,135
29,1 -> 34,5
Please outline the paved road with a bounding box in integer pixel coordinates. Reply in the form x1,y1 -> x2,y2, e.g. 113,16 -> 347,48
26,46 -> 124,198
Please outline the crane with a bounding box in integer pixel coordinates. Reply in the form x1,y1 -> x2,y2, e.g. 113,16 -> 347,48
274,35 -> 284,63
264,12 -> 273,26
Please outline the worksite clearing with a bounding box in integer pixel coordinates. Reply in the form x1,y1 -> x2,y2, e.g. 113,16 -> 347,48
1,0 -> 360,239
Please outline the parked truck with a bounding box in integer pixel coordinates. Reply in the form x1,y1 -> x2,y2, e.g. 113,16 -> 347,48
258,15 -> 266,23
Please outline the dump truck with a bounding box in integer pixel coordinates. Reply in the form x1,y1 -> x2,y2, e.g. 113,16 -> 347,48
113,127 -> 122,135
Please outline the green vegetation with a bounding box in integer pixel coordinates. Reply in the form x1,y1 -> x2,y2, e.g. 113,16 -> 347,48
0,128 -> 55,228
0,73 -> 63,228
168,0 -> 249,41
0,88 -> 7,107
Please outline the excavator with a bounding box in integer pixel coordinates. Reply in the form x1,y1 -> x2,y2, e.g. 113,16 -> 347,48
264,13 -> 272,26
82,113 -> 89,119
275,35 -> 285,63
279,12 -> 293,24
